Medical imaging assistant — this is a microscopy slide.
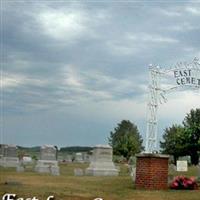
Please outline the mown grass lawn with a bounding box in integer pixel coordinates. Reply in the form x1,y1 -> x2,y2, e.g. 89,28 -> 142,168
0,163 -> 199,200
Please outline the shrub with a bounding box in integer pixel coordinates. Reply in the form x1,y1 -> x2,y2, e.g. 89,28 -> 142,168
170,176 -> 198,190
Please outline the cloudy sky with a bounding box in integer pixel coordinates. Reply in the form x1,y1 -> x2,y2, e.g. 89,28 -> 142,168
1,0 -> 200,149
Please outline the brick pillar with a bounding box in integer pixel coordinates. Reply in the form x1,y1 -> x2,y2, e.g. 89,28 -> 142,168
135,153 -> 169,190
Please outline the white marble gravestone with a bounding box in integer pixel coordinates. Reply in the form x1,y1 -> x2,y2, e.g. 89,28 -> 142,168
35,145 -> 60,175
75,152 -> 84,163
176,160 -> 188,172
17,162 -> 25,172
85,145 -> 119,176
130,166 -> 136,182
22,156 -> 32,164
83,153 -> 91,163
0,144 -> 19,167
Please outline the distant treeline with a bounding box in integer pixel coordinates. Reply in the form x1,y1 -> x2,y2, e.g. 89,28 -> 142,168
60,146 -> 93,153
17,146 -> 40,153
17,146 -> 93,153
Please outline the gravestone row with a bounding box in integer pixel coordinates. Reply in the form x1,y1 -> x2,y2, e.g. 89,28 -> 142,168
2,143 -> 199,181
0,144 -> 119,177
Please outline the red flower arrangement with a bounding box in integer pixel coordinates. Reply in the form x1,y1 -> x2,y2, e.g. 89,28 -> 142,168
170,176 -> 198,190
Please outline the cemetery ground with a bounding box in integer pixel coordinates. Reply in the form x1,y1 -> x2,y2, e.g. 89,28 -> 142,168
0,163 -> 200,200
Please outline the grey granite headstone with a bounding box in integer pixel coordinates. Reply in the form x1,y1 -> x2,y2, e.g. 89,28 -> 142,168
0,144 -> 6,159
40,145 -> 57,160
5,145 -> 17,157
130,166 -> 136,182
0,144 -> 19,168
85,145 -> 119,176
83,153 -> 91,163
168,164 -> 176,183
35,145 -> 60,176
75,152 -> 84,163
17,165 -> 25,172
128,156 -> 136,166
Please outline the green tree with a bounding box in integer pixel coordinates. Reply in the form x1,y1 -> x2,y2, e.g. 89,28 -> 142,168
183,108 -> 200,165
160,108 -> 200,165
108,120 -> 143,160
160,124 -> 186,163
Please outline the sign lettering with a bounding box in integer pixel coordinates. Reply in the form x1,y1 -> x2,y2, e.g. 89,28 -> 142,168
173,69 -> 200,86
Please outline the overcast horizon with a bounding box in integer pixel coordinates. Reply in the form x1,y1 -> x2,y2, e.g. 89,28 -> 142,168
1,0 -> 200,149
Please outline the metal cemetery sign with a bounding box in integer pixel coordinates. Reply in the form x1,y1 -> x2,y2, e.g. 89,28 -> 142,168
145,57 -> 200,153
174,69 -> 200,87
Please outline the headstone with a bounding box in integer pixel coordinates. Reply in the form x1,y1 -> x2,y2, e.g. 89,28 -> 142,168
128,156 -> 136,181
0,144 -> 19,168
83,153 -> 91,163
85,145 -> 119,176
16,164 -> 25,172
128,156 -> 136,166
35,145 -> 60,176
130,166 -> 136,182
40,145 -> 57,160
176,160 -> 188,172
168,164 -> 176,183
74,168 -> 84,176
65,154 -> 72,162
22,156 -> 32,164
0,144 -> 7,157
75,152 -> 84,163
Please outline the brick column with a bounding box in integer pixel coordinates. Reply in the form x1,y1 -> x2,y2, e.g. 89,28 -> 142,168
135,153 -> 169,190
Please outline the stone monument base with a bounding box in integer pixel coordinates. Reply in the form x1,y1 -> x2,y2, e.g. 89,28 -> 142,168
35,160 -> 60,176
135,153 -> 169,190
0,157 -> 19,167
85,161 -> 119,176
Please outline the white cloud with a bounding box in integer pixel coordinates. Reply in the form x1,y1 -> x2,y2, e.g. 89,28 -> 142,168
164,22 -> 199,32
159,91 -> 200,121
107,32 -> 179,56
128,33 -> 179,44
60,65 -> 146,104
158,5 -> 200,18
61,66 -> 115,102
63,66 -> 83,87
197,51 -> 200,58
183,47 -> 196,52
159,8 -> 182,17
69,98 -> 146,122
185,6 -> 200,16
1,73 -> 25,88
2,73 -> 48,89
107,40 -> 141,56
37,9 -> 87,40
